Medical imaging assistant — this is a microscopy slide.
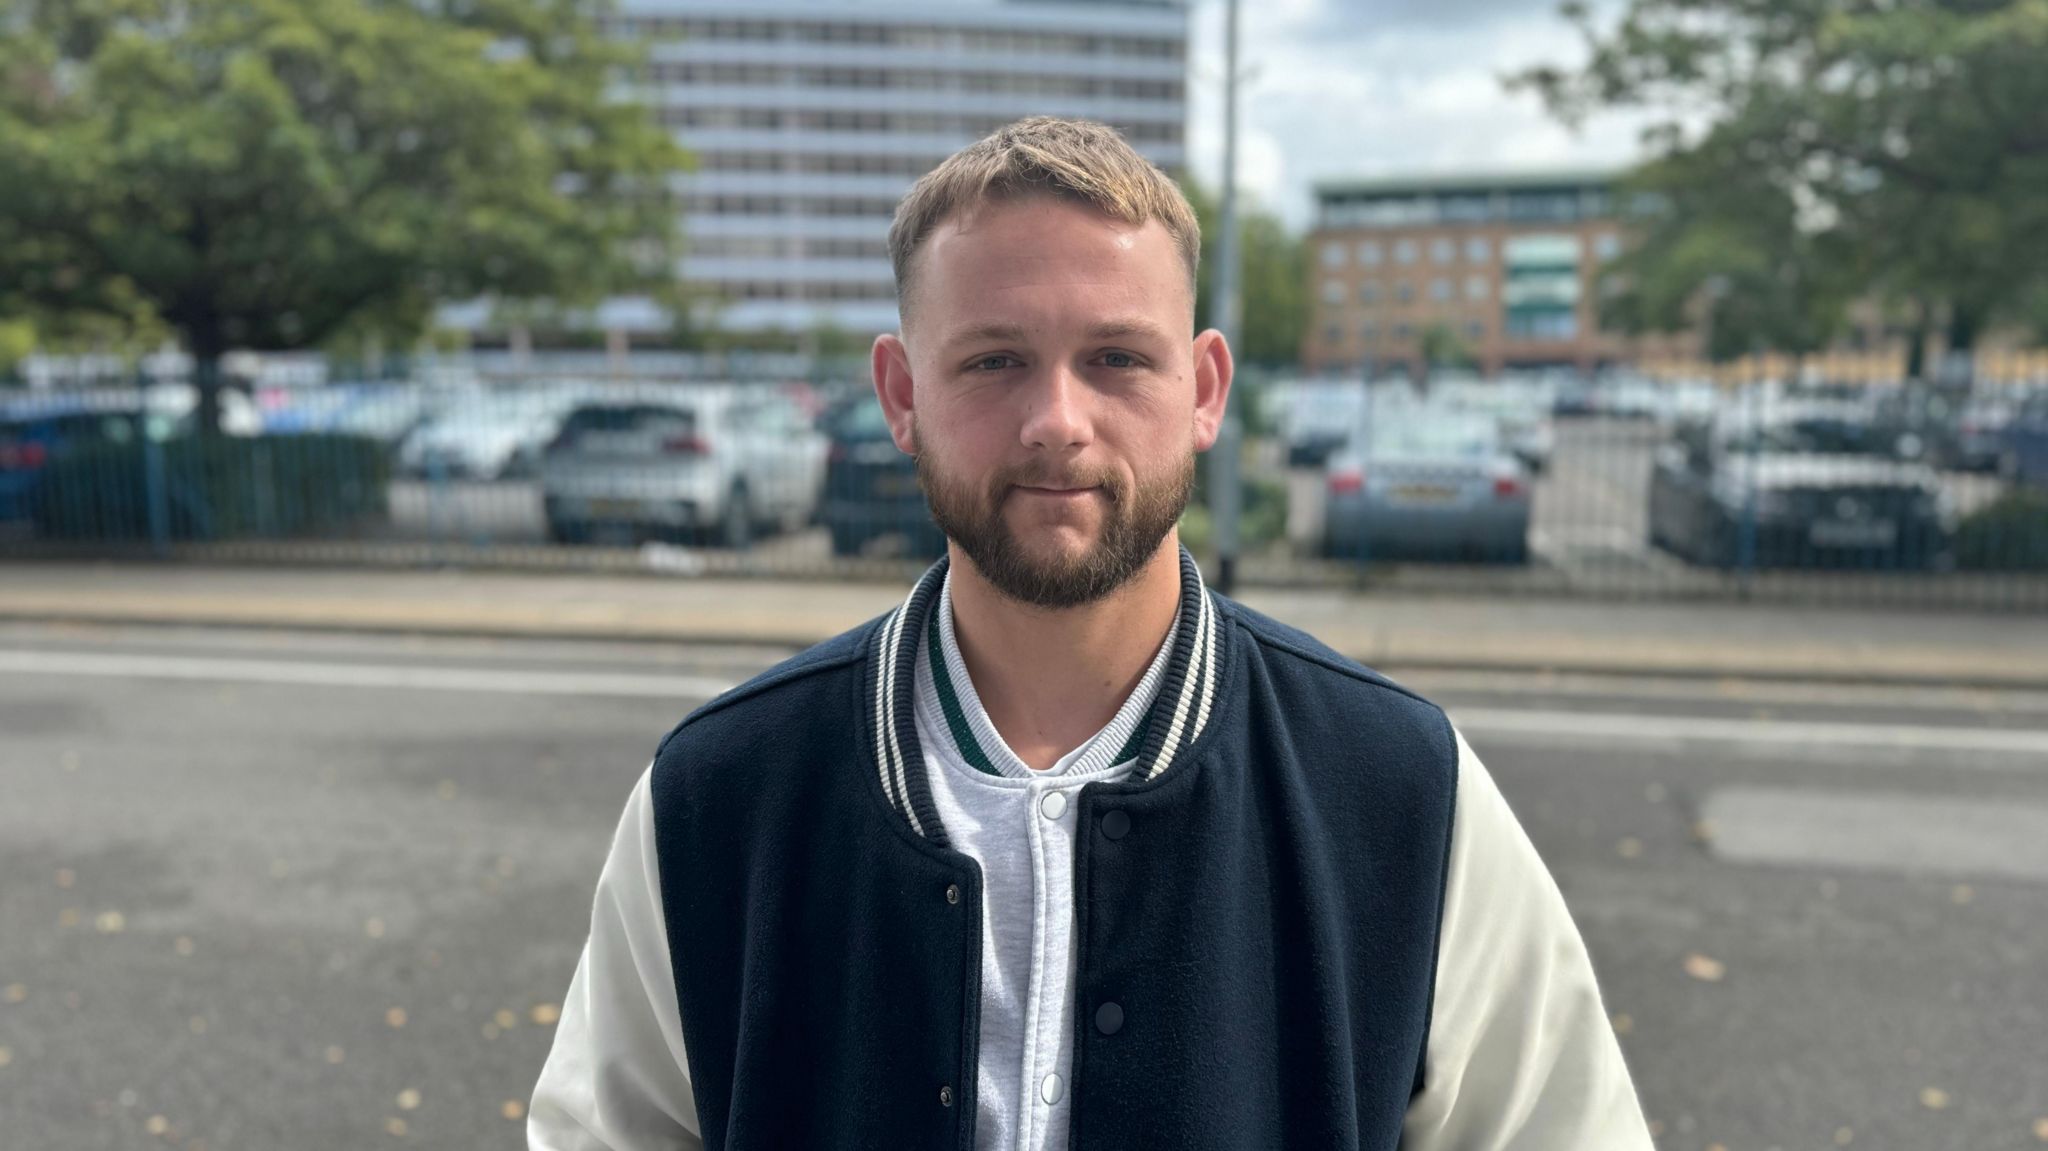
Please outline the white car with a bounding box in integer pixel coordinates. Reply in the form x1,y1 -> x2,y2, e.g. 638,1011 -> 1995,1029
398,390 -> 583,480
538,385 -> 828,548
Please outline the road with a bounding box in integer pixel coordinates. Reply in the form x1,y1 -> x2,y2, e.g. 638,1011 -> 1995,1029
2,621 -> 2046,1149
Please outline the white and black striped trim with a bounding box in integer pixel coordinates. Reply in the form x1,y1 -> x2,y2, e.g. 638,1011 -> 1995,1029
864,546 -> 1222,843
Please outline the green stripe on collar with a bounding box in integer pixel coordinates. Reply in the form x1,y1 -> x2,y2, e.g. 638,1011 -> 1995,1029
1110,712 -> 1150,767
926,606 -> 1003,776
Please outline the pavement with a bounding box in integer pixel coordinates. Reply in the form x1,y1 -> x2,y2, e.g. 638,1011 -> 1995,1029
5,557 -> 2048,688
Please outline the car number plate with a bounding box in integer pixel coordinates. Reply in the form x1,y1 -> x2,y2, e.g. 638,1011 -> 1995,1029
1390,484 -> 1458,505
1809,519 -> 1895,548
590,498 -> 639,519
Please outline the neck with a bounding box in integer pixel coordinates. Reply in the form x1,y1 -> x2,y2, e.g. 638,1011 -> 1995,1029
946,534 -> 1183,772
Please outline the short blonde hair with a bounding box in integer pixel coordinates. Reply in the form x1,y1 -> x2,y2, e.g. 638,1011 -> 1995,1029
888,116 -> 1201,320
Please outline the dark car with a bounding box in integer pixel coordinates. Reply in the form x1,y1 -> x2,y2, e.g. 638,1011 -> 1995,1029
816,399 -> 945,559
2000,389 -> 2048,488
0,407 -> 158,524
1648,403 -> 1954,570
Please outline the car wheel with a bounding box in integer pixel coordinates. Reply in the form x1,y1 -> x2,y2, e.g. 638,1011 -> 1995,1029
722,484 -> 752,550
828,522 -> 867,557
546,516 -> 587,545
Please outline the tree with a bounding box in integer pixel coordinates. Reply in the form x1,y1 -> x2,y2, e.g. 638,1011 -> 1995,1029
1517,0 -> 2048,377
0,0 -> 685,428
1182,178 -> 1309,368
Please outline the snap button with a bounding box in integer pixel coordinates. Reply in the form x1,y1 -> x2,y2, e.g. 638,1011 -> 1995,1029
1040,1072 -> 1065,1105
1039,790 -> 1068,820
1099,809 -> 1131,840
1094,1000 -> 1124,1035
944,883 -> 960,905
939,1084 -> 954,1107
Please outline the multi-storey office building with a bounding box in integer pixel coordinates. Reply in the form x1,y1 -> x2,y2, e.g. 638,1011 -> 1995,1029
1304,171 -> 1693,377
608,0 -> 1189,336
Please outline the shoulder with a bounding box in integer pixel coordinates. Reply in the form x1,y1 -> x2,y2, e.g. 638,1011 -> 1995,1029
1216,594 -> 1454,757
650,611 -> 885,780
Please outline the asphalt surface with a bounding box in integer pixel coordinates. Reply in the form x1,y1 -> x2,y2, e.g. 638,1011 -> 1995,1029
3,621 -> 2046,1149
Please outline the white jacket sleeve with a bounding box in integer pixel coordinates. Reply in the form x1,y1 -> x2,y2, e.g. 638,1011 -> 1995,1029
529,766 -> 704,1150
1401,727 -> 1653,1150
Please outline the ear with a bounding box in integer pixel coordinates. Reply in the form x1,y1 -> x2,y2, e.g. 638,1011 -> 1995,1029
872,333 -> 918,455
1190,328 -> 1235,452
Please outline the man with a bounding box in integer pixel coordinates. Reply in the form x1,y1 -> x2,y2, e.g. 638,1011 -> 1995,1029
530,117 -> 1652,1150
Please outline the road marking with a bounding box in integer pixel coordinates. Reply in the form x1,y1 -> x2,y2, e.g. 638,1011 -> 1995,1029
0,649 -> 731,701
1452,706 -> 2048,756
7,647 -> 2047,757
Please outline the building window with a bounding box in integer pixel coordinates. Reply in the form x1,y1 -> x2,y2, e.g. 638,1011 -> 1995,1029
1357,241 -> 1383,266
1394,281 -> 1414,303
1361,320 -> 1378,340
1394,323 -> 1415,341
1430,238 -> 1454,264
1465,237 -> 1492,263
1428,278 -> 1453,302
1465,321 -> 1486,342
1394,239 -> 1418,265
1323,325 -> 1343,346
1594,232 -> 1623,260
1359,281 -> 1381,304
1322,280 -> 1346,305
1465,275 -> 1490,301
1321,242 -> 1347,268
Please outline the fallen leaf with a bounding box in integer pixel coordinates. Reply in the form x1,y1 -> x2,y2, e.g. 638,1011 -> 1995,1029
1921,1087 -> 1951,1110
57,908 -> 80,928
55,869 -> 74,889
1951,885 -> 1975,905
1682,953 -> 1726,983
1707,1144 -> 1727,1151
188,1016 -> 206,1035
2031,1117 -> 2048,1141
501,1100 -> 525,1121
384,1117 -> 407,1137
396,1088 -> 421,1111
1616,837 -> 1644,859
481,1023 -> 500,1040
385,1007 -> 408,1029
3,984 -> 23,1004
530,1003 -> 560,1026
174,937 -> 195,957
95,910 -> 126,934
494,1009 -> 517,1030
1611,1013 -> 1633,1035
0,1047 -> 12,1067
436,780 -> 458,801
1834,1126 -> 1853,1145
1690,820 -> 1715,844
146,1115 -> 169,1135
325,1046 -> 345,1065
364,918 -> 386,940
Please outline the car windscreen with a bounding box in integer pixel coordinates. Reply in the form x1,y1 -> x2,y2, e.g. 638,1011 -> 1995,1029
1365,416 -> 1496,459
551,404 -> 697,454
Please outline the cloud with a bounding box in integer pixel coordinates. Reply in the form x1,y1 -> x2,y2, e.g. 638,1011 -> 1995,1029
1185,0 -> 1659,231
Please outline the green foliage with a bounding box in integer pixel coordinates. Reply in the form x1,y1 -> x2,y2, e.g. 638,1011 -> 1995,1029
30,433 -> 390,540
1418,322 -> 1476,369
1956,489 -> 2048,571
1181,467 -> 1287,555
0,0 -> 685,363
1182,178 -> 1309,368
1517,0 -> 2048,364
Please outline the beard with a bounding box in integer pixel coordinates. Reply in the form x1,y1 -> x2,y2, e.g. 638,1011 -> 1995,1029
915,426 -> 1194,610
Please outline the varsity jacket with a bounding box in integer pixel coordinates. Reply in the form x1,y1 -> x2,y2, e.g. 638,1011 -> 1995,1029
530,548 -> 1653,1149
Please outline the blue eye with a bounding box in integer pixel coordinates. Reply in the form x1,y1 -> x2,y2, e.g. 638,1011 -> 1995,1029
974,355 -> 1014,372
1101,351 -> 1137,369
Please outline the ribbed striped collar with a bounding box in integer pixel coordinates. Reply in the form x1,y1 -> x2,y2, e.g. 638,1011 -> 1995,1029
919,566 -> 1177,779
866,544 -> 1222,849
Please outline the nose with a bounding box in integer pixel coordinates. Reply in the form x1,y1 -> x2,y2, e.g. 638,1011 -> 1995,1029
1018,362 -> 1093,453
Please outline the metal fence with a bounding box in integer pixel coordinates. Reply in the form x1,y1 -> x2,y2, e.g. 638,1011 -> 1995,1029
4,360 -> 2047,610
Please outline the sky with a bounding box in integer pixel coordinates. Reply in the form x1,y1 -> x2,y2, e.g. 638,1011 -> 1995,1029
1182,0 -> 1662,232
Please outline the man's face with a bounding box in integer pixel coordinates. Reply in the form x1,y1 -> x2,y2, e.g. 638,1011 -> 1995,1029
875,196 -> 1229,609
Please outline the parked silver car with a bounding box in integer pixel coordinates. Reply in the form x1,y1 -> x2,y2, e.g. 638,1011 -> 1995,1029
539,386 -> 828,548
1323,412 -> 1533,564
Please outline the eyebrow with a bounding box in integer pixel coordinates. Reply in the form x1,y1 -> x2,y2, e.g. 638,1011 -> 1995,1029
941,318 -> 1173,349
